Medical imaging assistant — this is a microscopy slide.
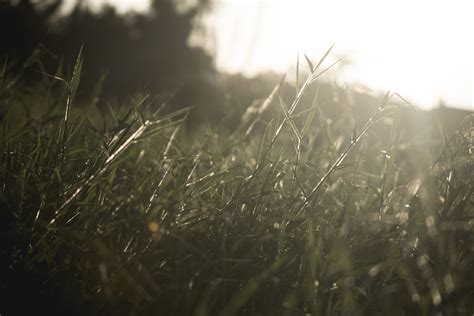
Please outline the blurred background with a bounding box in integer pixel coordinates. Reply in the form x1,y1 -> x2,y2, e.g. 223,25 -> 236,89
2,2 -> 474,315
1,0 -> 472,120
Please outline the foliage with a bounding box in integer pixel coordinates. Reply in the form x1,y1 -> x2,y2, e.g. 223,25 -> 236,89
0,0 -> 217,103
1,51 -> 473,315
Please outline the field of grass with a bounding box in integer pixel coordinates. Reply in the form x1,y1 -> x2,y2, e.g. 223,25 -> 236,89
1,50 -> 473,315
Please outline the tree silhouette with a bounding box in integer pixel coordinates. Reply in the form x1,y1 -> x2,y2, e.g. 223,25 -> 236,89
0,0 -> 220,110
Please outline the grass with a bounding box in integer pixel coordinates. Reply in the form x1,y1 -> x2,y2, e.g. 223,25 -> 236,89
1,50 -> 473,315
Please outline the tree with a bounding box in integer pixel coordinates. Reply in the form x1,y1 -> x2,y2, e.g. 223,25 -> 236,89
1,0 -> 219,104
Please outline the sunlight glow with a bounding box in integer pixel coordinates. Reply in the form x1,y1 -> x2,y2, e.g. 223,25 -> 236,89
62,0 -> 472,109
61,0 -> 150,14
209,0 -> 473,109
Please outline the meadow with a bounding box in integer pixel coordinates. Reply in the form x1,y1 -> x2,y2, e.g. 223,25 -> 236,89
1,48 -> 473,315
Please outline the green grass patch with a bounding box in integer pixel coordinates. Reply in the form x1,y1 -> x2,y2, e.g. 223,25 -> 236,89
1,52 -> 473,315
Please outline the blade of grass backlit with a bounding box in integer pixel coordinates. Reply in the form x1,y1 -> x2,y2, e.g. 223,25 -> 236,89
53,121 -> 150,217
295,93 -> 402,216
304,53 -> 314,73
69,45 -> 83,104
59,46 -> 83,169
242,45 -> 337,193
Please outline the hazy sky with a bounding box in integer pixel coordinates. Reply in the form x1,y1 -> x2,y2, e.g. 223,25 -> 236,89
62,0 -> 473,110
60,0 -> 150,14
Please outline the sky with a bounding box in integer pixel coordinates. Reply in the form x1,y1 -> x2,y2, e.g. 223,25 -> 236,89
60,0 -> 150,14
62,0 -> 473,110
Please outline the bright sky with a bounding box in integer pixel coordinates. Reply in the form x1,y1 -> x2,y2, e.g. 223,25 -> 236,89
63,0 -> 473,110
60,0 -> 150,14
